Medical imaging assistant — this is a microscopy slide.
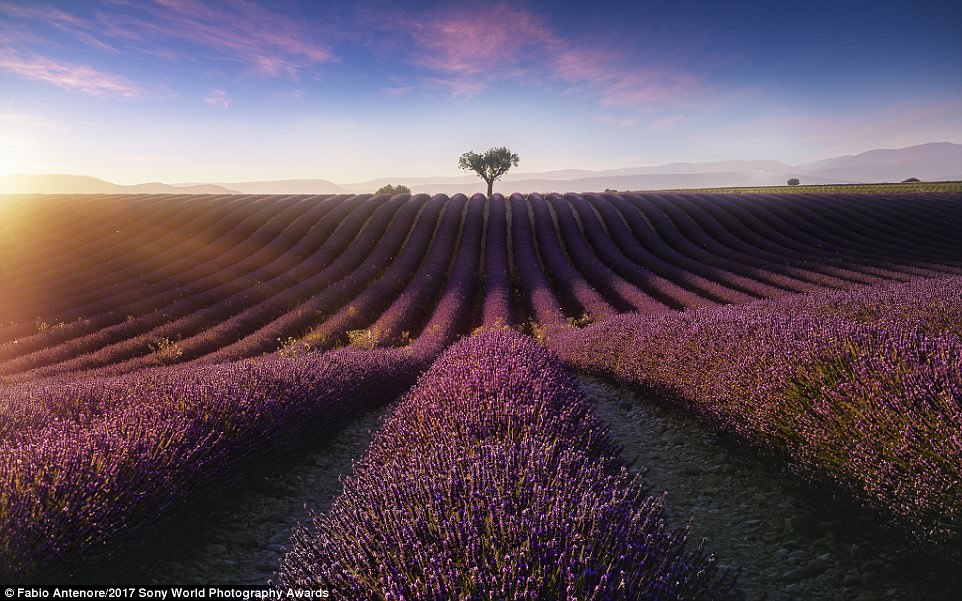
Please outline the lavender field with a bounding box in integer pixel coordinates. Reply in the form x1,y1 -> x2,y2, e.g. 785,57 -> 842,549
1,190 -> 961,597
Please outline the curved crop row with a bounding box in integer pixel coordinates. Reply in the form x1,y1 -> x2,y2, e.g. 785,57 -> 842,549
546,193 -> 668,315
567,194 -> 718,309
364,194 -> 469,345
479,194 -> 515,327
276,330 -> 736,599
409,193 -> 486,354
507,193 -> 566,326
184,193 -> 430,363
546,275 -> 962,542
2,192 -> 961,379
300,194 -> 449,348
526,193 -> 618,321
702,192 -> 957,280
0,195 -> 346,364
648,194 -> 858,289
583,194 -> 765,303
3,195 -> 262,319
602,194 -> 805,297
2,195 -> 394,379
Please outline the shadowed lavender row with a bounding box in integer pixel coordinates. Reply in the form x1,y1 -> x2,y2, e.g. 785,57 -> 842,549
547,275 -> 962,542
276,330 -> 736,599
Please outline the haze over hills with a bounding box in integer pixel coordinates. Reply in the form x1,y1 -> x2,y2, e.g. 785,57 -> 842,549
0,174 -> 235,195
3,142 -> 960,195
209,179 -> 349,195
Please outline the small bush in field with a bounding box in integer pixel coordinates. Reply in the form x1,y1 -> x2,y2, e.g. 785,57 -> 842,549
148,337 -> 184,364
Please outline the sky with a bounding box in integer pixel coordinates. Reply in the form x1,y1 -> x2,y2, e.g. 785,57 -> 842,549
0,0 -> 960,184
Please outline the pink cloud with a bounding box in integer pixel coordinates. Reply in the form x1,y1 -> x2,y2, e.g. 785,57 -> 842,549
379,3 -> 704,109
402,5 -> 556,76
0,50 -> 142,98
100,0 -> 338,78
203,88 -> 229,108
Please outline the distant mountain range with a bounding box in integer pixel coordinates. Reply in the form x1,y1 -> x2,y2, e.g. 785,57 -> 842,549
3,142 -> 960,195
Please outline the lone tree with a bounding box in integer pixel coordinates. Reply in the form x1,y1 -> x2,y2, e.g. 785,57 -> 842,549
375,184 -> 411,195
458,147 -> 519,197
787,178 -> 800,186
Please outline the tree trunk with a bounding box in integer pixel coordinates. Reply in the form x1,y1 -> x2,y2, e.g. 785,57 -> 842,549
486,178 -> 494,197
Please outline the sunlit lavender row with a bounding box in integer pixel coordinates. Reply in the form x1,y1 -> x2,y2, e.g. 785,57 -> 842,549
0,345 -> 427,580
276,331 -> 737,599
547,276 -> 962,541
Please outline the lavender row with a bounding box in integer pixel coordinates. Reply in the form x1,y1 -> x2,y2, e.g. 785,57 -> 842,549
365,194 -> 469,345
583,194 -> 765,303
684,193 -> 896,284
547,275 -> 962,541
649,194 -> 859,289
567,194 -> 720,309
102,193 -> 406,371
3,195 -> 396,379
0,194 -> 190,302
4,194 -> 257,319
0,194 -> 194,338
301,194 -> 449,348
0,195 -> 353,371
798,193 -> 962,256
409,194 -> 486,354
507,193 -> 566,326
0,195 -> 344,364
276,330 -> 736,599
600,194 -> 802,298
523,193 -> 618,322
479,194 -> 515,328
188,193 -> 431,362
749,193 -> 959,274
695,193 -> 946,280
545,193 -> 669,315
0,345 -> 430,580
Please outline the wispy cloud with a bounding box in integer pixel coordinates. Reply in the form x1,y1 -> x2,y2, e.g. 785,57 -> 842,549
375,3 -> 704,110
0,50 -> 143,98
0,2 -> 118,53
204,88 -> 229,108
98,0 -> 338,78
401,5 -> 555,76
1,1 -> 338,80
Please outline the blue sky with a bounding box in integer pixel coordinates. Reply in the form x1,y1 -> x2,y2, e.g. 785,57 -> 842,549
1,0 -> 960,184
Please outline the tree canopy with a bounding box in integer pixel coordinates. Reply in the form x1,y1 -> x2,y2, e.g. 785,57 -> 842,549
375,184 -> 411,195
458,147 -> 519,197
